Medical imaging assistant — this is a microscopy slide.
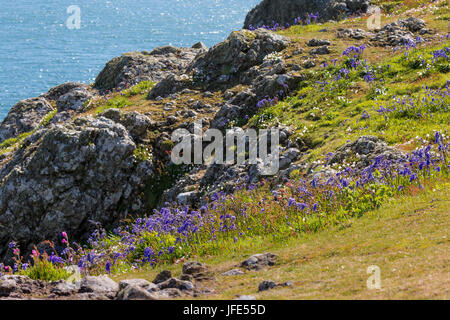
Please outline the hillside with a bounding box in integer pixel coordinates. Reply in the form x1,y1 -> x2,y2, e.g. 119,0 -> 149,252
0,0 -> 448,300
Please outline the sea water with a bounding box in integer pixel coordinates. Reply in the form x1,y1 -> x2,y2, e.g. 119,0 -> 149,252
0,0 -> 259,120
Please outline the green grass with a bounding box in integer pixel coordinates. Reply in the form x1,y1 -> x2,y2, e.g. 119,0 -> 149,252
113,181 -> 449,300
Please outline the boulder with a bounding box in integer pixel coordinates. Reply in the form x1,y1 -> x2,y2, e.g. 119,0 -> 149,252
327,135 -> 405,170
243,0 -> 371,29
117,285 -> 158,300
41,82 -> 91,102
0,97 -> 54,143
118,279 -> 158,292
241,253 -> 278,270
189,29 -> 289,89
310,46 -> 331,55
56,88 -> 93,112
307,39 -> 331,47
0,117 -> 153,261
153,270 -> 172,284
94,46 -> 202,92
157,278 -> 195,291
222,269 -> 245,276
79,276 -> 119,299
148,74 -> 192,99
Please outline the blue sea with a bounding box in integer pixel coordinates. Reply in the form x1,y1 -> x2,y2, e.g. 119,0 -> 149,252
0,0 -> 260,120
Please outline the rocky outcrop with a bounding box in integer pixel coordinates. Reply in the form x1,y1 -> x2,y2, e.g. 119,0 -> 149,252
188,29 -> 289,89
337,17 -> 430,46
41,82 -> 92,102
243,0 -> 371,29
0,116 -> 153,261
326,136 -> 405,169
94,45 -> 205,92
0,97 -> 54,144
56,87 -> 93,113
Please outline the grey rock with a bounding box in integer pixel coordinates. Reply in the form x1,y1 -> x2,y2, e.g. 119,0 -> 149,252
154,288 -> 182,298
153,270 -> 172,284
41,82 -> 91,102
337,28 -> 372,40
258,280 -> 277,292
148,74 -> 192,99
117,285 -> 158,300
310,46 -> 330,55
119,279 -> 158,292
94,46 -> 201,92
183,261 -> 208,276
241,253 -> 278,270
192,42 -> 208,51
307,39 -> 331,47
303,60 -> 316,69
177,191 -> 199,206
56,88 -> 93,112
157,278 -> 195,291
222,269 -> 245,276
189,29 -> 289,89
50,280 -> 80,296
244,0 -> 371,29
327,135 -> 405,170
79,276 -> 119,298
0,117 -> 153,261
0,97 -> 54,143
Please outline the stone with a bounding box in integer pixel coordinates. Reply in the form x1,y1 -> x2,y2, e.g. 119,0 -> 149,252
117,285 -> 158,300
153,270 -> 172,284
79,276 -> 119,298
41,82 -> 91,102
157,278 -> 195,291
303,60 -> 316,69
0,97 -> 54,143
222,269 -> 245,276
258,280 -> 277,292
94,46 -> 202,92
0,117 -> 153,262
50,280 -> 80,296
177,191 -> 199,206
154,288 -> 182,298
310,46 -> 330,55
182,261 -> 208,276
244,0 -> 370,29
337,28 -> 372,40
148,74 -> 192,99
241,253 -> 278,270
119,279 -> 158,292
56,88 -> 93,112
307,39 -> 331,47
188,29 -> 289,89
327,136 -> 405,171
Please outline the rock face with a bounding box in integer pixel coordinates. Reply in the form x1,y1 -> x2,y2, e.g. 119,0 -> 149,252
56,87 -> 93,112
0,116 -> 153,261
188,29 -> 289,89
0,97 -> 54,144
243,0 -> 371,29
94,45 -> 204,92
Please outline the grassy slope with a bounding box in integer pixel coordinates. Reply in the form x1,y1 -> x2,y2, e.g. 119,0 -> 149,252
114,183 -> 449,300
107,1 -> 450,299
